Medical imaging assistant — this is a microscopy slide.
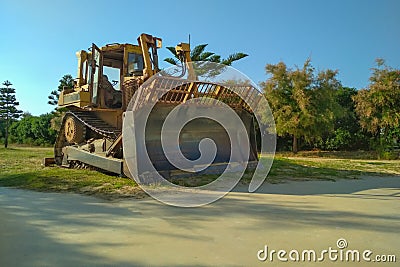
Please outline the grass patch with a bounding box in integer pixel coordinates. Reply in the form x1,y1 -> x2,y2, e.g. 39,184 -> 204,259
170,152 -> 400,186
264,153 -> 400,182
276,150 -> 379,160
1,147 -> 399,194
169,174 -> 220,187
0,147 -> 144,199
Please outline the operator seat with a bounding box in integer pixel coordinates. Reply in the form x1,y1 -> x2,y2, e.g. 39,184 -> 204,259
101,75 -> 122,108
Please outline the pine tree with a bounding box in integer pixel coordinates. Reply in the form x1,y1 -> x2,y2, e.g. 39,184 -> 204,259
48,74 -> 74,106
0,80 -> 23,148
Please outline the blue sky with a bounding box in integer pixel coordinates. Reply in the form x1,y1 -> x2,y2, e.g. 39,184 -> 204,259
1,0 -> 399,115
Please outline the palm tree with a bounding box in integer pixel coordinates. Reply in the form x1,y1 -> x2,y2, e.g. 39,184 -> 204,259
164,44 -> 248,66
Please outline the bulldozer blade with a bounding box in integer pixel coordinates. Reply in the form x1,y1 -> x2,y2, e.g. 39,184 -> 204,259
123,102 -> 258,180
64,146 -> 124,175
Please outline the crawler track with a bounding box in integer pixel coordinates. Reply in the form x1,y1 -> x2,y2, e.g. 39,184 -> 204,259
54,110 -> 121,166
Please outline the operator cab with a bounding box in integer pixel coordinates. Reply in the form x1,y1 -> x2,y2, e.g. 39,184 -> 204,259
127,52 -> 144,76
59,34 -> 162,110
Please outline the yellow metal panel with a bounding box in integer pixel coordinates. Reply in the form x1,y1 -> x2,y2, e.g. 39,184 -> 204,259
101,44 -> 125,52
58,91 -> 91,108
125,45 -> 142,54
79,91 -> 90,102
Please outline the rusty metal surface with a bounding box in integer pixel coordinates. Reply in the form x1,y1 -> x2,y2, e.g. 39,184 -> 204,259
125,102 -> 258,177
130,77 -> 262,113
42,157 -> 55,166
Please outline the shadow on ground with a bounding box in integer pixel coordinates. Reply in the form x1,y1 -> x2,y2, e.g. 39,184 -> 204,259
1,175 -> 399,266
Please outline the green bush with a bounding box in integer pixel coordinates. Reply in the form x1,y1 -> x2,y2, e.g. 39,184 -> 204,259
8,113 -> 57,146
380,151 -> 399,160
324,128 -> 352,150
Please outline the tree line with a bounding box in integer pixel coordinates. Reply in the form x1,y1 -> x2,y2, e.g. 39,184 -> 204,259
0,75 -> 74,146
1,46 -> 399,158
263,58 -> 399,158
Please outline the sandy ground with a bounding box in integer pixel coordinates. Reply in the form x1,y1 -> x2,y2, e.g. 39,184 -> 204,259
0,176 -> 399,267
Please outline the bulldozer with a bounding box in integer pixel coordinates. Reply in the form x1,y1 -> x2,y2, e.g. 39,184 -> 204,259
51,33 -> 259,180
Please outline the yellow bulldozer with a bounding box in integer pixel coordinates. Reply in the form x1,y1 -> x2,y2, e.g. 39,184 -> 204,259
52,33 -> 259,179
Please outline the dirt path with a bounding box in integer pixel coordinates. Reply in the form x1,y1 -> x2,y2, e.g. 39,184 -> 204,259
0,176 -> 399,266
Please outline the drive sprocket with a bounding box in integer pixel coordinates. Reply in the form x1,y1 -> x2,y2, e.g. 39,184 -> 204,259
64,116 -> 85,144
